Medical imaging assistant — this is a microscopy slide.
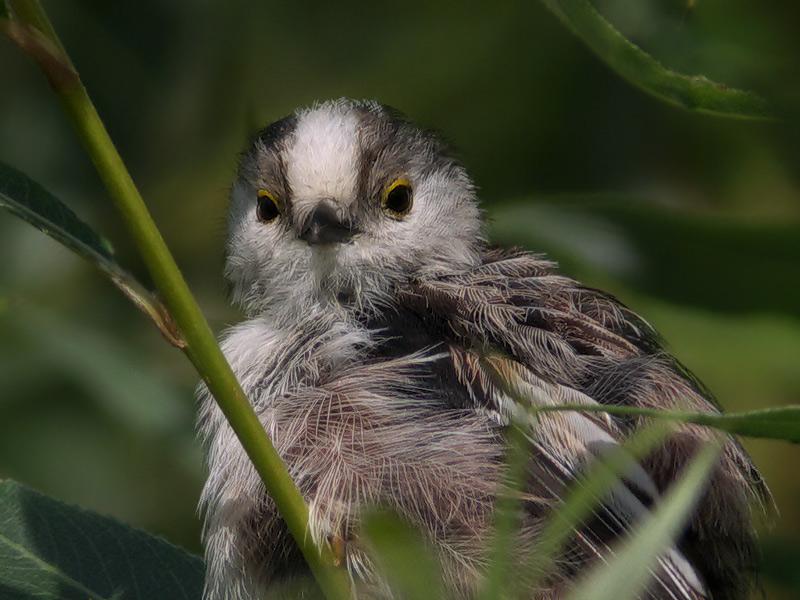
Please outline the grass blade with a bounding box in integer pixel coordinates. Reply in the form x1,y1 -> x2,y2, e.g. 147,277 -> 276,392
566,441 -> 722,600
534,403 -> 800,443
523,422 -> 672,594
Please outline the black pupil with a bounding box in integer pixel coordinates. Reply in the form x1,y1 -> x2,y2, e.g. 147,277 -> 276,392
386,185 -> 411,213
257,196 -> 279,221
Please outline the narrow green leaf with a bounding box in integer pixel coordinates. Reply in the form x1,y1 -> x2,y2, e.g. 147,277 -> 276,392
0,163 -> 114,260
0,162 -> 184,347
0,480 -> 204,600
362,511 -> 445,600
534,403 -> 800,443
523,423 -> 672,594
540,0 -> 771,119
566,442 -> 721,600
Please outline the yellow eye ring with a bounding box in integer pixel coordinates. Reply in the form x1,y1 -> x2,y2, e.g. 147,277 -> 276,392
381,178 -> 413,218
256,189 -> 282,222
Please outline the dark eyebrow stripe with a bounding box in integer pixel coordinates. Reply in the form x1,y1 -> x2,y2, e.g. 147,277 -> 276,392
354,105 -> 405,203
256,114 -> 298,152
249,114 -> 298,204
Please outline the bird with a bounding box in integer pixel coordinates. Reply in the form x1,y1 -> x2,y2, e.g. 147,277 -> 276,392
197,98 -> 768,600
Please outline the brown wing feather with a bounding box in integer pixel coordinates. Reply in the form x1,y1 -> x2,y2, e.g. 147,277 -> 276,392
398,246 -> 768,600
452,346 -> 708,600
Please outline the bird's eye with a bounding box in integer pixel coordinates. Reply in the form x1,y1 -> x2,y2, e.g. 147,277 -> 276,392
381,178 -> 413,218
256,189 -> 281,222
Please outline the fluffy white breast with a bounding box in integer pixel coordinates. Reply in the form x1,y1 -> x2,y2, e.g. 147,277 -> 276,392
285,102 -> 361,204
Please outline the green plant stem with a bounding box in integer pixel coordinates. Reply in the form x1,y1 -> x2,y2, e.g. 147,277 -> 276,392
7,2 -> 351,598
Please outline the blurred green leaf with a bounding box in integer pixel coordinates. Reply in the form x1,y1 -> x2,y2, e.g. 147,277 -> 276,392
488,198 -> 800,318
479,424 -> 530,600
0,162 -> 183,347
362,510 -> 445,600
262,577 -> 324,599
566,442 -> 721,600
535,404 -> 800,443
0,479 -> 203,600
0,305 -> 189,434
540,0 -> 771,119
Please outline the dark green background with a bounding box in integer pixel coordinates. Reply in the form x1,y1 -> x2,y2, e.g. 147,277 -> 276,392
1,1 -> 798,597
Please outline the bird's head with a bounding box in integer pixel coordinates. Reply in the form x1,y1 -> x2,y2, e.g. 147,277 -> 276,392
226,98 -> 484,317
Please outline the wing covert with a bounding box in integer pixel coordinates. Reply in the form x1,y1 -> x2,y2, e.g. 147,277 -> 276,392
398,246 -> 767,599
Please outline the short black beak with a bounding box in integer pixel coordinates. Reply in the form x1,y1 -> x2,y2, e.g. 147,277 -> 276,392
299,203 -> 355,245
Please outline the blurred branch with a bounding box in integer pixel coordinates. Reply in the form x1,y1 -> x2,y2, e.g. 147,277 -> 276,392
3,1 -> 351,597
540,0 -> 772,120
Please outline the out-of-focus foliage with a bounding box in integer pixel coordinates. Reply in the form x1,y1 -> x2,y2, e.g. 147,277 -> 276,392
541,0 -> 770,118
362,511 -> 445,600
1,1 -> 798,598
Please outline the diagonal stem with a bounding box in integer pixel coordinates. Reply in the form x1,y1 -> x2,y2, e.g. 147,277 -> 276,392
4,1 -> 351,598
